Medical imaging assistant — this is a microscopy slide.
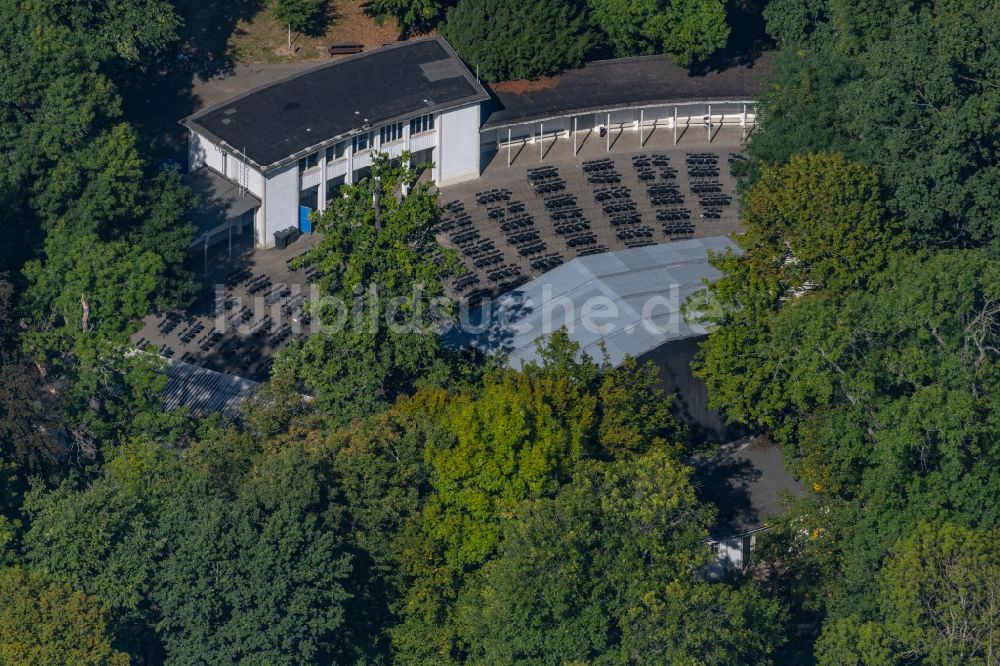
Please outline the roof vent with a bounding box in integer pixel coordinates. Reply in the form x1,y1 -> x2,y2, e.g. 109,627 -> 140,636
224,108 -> 237,115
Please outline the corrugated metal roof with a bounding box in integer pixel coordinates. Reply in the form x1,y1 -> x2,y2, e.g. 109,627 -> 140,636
162,358 -> 259,418
445,237 -> 741,368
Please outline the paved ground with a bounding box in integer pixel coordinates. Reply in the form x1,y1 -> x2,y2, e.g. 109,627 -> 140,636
136,125 -> 747,380
437,125 -> 746,303
132,232 -> 322,380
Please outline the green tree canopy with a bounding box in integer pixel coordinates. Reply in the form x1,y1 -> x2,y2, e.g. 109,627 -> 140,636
23,430 -> 357,664
0,567 -> 128,666
588,0 -> 730,66
440,0 -> 597,82
452,450 -> 733,664
816,522 -> 1000,665
390,333 -> 696,663
0,0 -> 196,470
754,0 -> 1000,248
276,152 -> 460,422
370,0 -> 441,34
694,145 -> 1000,640
692,153 -> 906,437
273,0 -> 329,35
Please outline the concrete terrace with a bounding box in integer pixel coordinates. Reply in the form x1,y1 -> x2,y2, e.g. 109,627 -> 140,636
132,231 -> 322,381
437,125 -> 746,302
134,125 -> 747,381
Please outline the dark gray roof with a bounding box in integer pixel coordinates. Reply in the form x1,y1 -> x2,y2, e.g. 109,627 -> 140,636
183,167 -> 260,245
183,37 -> 489,171
444,237 -> 742,368
162,358 -> 259,417
693,437 -> 807,539
481,54 -> 773,131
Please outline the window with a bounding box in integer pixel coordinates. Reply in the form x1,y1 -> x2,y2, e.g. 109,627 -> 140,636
352,131 -> 374,152
326,141 -> 346,161
410,114 -> 435,135
299,151 -> 320,172
380,122 -> 404,144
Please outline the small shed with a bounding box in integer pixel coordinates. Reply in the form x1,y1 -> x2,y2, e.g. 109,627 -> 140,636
692,437 -> 807,578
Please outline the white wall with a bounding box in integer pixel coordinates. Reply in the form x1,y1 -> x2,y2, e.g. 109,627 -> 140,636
190,131 -> 225,173
244,166 -> 265,199
188,131 -> 265,198
263,163 -> 299,248
437,103 -> 481,186
702,535 -> 752,581
609,109 -> 636,126
189,131 -> 209,170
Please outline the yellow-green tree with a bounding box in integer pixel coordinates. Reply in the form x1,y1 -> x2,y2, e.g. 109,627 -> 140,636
0,567 -> 128,666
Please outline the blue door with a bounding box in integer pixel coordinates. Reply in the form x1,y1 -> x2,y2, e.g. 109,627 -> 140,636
299,205 -> 313,233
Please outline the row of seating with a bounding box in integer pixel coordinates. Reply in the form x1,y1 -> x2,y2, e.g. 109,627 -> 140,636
247,275 -> 273,295
462,238 -> 498,259
518,241 -> 546,256
544,194 -> 576,210
690,182 -> 722,194
499,215 -> 534,232
567,232 -> 597,247
594,186 -> 631,202
550,207 -> 583,221
157,312 -> 183,336
689,166 -> 720,178
476,188 -> 511,205
663,222 -> 696,237
453,274 -> 481,292
534,179 -> 566,194
656,208 -> 692,222
527,165 -> 559,181
699,195 -> 732,207
178,321 -> 205,345
530,253 -> 564,271
487,264 -> 522,282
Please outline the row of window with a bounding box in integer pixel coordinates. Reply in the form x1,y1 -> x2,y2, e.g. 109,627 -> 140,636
298,114 -> 437,172
410,113 -> 435,135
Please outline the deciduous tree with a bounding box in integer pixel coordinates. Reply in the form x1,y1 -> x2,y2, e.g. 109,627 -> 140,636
588,0 -> 730,66
0,567 -> 128,666
277,152 -> 460,422
441,0 -> 597,82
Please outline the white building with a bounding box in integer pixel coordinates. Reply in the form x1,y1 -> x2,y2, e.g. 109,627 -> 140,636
182,38 -> 770,249
182,37 -> 489,248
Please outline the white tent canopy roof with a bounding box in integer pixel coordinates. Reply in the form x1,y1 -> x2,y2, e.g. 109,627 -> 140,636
445,236 -> 742,368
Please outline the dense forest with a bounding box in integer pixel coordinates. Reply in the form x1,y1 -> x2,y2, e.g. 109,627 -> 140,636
0,0 -> 998,664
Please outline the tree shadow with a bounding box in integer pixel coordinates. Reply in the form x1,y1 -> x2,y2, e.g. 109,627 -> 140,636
690,0 -> 773,74
301,0 -> 341,38
118,0 -> 267,161
692,453 -> 761,538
